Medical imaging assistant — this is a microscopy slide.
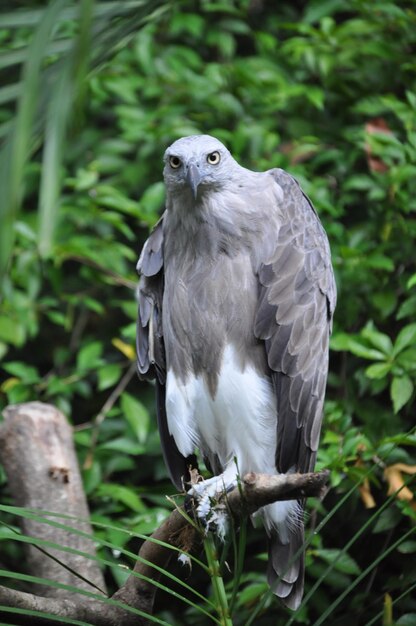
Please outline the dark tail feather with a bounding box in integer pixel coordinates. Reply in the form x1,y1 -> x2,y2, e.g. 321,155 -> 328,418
267,526 -> 305,610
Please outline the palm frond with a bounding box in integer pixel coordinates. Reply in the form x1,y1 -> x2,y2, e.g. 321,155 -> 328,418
0,0 -> 169,283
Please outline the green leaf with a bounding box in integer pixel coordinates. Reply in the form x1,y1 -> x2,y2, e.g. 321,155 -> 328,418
97,483 -> 146,513
397,615 -> 416,626
74,168 -> 99,191
96,184 -> 142,216
46,310 -> 67,327
372,507 -> 402,534
372,291 -> 397,318
97,363 -> 122,391
99,437 -> 145,455
131,509 -> 170,535
76,341 -> 103,371
407,273 -> 416,289
121,392 -> 150,445
304,0 -> 347,24
0,315 -> 25,346
344,338 -> 386,361
235,582 -> 268,606
138,181 -> 165,220
330,331 -> 390,360
397,541 -> 416,554
362,323 -> 393,355
393,323 -> 416,356
170,13 -> 205,38
365,253 -> 394,272
306,87 -> 325,110
365,362 -> 391,380
316,548 -> 361,575
2,361 -> 39,384
82,461 -> 102,495
330,332 -> 353,351
391,376 -> 414,413
396,348 -> 416,371
397,295 -> 416,320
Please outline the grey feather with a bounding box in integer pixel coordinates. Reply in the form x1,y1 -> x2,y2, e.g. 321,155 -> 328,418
136,135 -> 336,610
268,529 -> 305,610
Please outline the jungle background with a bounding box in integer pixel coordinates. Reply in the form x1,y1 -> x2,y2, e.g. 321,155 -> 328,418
0,0 -> 416,624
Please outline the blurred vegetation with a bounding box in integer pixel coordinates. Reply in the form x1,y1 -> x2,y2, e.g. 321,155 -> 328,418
0,0 -> 416,624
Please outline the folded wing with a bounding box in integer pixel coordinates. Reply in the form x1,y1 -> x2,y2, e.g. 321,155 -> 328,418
136,216 -> 193,490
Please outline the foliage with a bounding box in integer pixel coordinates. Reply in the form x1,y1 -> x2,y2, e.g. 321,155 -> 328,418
1,0 -> 416,624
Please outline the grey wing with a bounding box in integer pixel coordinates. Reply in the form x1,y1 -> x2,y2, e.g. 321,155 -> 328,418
255,170 -> 336,610
136,217 -> 165,382
254,169 -> 336,475
136,216 -> 193,490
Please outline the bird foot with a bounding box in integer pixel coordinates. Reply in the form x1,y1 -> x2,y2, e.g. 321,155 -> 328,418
186,474 -> 237,540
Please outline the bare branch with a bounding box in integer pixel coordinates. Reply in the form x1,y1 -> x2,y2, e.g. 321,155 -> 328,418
0,585 -> 149,626
0,402 -> 329,625
226,470 -> 330,516
115,469 -> 329,609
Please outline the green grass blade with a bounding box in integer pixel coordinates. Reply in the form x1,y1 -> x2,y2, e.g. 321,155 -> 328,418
286,483 -> 415,624
0,2 -> 155,29
0,40 -> 72,71
38,0 -> 94,258
37,60 -> 74,258
244,590 -> 273,626
0,503 -> 209,571
364,580 -> 416,626
204,533 -> 233,626
313,527 -> 415,626
283,433 -> 416,626
0,0 -> 168,282
0,83 -> 21,105
0,0 -> 68,282
0,571 -> 172,625
229,516 -> 247,614
0,505 -> 216,617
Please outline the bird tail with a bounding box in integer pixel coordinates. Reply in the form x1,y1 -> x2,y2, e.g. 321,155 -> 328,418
267,524 -> 305,611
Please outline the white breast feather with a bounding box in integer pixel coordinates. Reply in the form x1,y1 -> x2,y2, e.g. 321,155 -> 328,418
166,345 -> 275,467
165,344 -> 299,534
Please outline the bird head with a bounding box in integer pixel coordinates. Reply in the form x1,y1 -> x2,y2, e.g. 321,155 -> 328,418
163,135 -> 236,200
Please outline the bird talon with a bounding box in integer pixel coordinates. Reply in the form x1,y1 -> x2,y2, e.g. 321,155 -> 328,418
184,491 -> 200,516
185,477 -> 235,540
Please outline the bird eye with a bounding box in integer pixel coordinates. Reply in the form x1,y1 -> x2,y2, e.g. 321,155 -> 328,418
207,151 -> 221,165
169,156 -> 182,169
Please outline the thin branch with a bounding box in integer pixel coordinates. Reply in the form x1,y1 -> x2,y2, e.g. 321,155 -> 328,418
83,361 -> 137,469
65,255 -> 137,290
225,470 -> 330,517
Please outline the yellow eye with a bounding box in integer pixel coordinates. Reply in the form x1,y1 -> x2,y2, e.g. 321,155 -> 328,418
207,151 -> 221,165
169,155 -> 182,169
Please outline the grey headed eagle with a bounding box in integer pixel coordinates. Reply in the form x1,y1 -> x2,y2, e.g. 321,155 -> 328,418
136,134 -> 336,609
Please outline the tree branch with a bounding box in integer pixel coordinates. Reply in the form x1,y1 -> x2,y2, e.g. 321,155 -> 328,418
0,402 -> 329,625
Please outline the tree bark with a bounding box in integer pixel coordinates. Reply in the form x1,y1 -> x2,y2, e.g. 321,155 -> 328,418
0,401 -> 329,625
0,402 -> 106,598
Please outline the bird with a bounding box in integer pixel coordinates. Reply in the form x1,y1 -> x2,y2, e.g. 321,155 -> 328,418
136,134 -> 336,610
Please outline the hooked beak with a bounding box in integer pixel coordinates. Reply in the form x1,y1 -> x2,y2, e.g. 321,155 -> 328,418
185,163 -> 202,199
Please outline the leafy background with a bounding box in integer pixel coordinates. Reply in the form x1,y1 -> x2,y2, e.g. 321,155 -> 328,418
0,0 -> 416,624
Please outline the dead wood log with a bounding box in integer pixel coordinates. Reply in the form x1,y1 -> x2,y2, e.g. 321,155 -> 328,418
0,402 -> 106,598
